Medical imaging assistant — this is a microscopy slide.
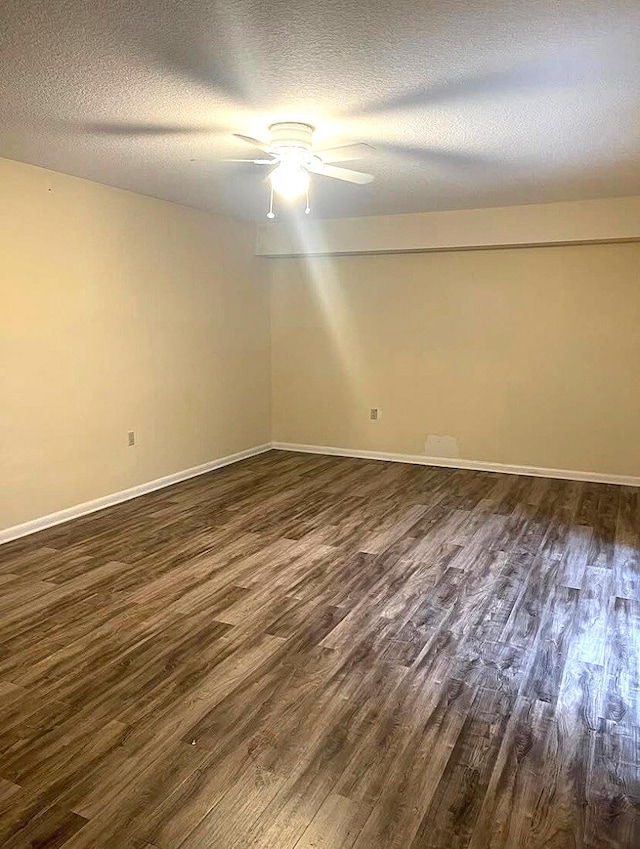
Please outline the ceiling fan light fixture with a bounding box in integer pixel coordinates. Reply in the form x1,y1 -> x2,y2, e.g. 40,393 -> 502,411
270,160 -> 310,200
231,122 -> 373,216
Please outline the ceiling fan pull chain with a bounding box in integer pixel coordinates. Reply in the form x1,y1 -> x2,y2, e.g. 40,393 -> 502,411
305,188 -> 311,215
267,185 -> 275,220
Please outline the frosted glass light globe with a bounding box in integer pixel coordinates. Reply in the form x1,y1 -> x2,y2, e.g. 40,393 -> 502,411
270,163 -> 310,200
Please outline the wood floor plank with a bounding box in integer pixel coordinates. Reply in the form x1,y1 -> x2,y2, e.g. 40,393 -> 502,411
293,793 -> 371,849
0,450 -> 638,848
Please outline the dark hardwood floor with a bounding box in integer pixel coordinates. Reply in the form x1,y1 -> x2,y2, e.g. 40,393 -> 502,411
1,449 -> 639,848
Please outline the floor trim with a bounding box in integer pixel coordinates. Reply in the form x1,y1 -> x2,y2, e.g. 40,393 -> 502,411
0,444 -> 272,545
271,442 -> 640,487
4,440 -> 638,544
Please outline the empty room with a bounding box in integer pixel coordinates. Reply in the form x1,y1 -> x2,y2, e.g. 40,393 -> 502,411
1,1 -> 639,847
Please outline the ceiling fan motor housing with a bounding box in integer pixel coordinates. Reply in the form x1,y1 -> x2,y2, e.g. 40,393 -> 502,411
268,122 -> 314,151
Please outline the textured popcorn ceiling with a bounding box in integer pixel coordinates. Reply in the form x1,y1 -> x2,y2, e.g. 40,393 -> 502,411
1,0 -> 639,220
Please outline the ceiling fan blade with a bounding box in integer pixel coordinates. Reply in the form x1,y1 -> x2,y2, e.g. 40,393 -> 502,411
223,158 -> 276,164
232,133 -> 274,154
309,162 -> 374,184
313,143 -> 374,163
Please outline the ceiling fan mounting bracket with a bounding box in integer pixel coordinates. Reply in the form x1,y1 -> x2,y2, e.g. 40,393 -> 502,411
268,122 -> 315,151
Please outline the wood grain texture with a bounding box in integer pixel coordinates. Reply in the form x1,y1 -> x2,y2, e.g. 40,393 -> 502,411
0,450 -> 638,847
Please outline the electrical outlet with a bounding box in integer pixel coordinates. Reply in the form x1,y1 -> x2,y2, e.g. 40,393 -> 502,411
127,431 -> 135,447
369,408 -> 381,421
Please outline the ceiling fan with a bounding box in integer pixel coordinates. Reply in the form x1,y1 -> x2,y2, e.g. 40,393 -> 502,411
228,122 -> 374,218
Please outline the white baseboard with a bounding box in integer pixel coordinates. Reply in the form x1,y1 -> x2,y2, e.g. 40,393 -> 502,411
271,442 -> 640,487
4,439 -> 637,545
0,444 -> 272,545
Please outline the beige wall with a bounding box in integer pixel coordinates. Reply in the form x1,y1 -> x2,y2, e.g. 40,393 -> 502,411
269,243 -> 640,476
1,157 -> 270,530
3,155 -> 639,534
